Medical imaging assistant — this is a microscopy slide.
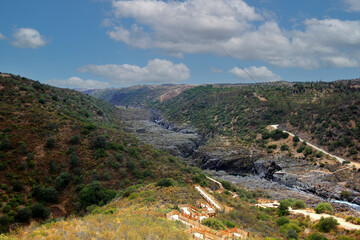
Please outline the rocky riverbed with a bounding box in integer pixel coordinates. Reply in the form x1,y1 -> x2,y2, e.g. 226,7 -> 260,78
117,107 -> 203,157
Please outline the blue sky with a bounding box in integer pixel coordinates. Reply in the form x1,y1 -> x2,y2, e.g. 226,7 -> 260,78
1,0 -> 360,88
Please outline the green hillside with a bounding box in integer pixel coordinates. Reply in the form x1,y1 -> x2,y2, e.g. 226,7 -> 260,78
0,74 -> 198,232
150,81 -> 360,160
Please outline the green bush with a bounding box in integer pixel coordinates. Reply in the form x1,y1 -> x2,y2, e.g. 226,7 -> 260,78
281,144 -> 289,151
293,199 -> 306,209
69,135 -> 81,145
297,145 -> 306,153
316,217 -> 339,232
79,181 -> 116,209
92,135 -> 108,149
33,186 -> 59,203
201,218 -> 225,230
293,136 -> 300,142
286,229 -> 298,240
31,203 -> 50,219
12,180 -> 24,192
2,204 -> 11,213
268,144 -> 277,149
45,138 -> 55,149
306,233 -> 327,240
315,203 -> 334,214
55,171 -> 71,190
304,146 -> 313,156
276,216 -> 290,226
69,154 -> 80,168
277,200 -> 291,216
155,178 -> 174,187
0,215 -> 9,233
15,207 -> 32,222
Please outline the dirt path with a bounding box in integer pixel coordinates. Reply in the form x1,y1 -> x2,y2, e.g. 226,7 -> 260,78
290,209 -> 360,231
271,125 -> 360,168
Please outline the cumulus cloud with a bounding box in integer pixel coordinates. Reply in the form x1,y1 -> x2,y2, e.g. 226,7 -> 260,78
106,0 -> 360,69
78,59 -> 190,85
12,28 -> 47,48
0,33 -> 5,40
47,77 -> 110,89
229,66 -> 281,82
344,0 -> 360,11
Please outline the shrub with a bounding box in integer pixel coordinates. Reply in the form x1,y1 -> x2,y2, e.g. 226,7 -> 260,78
69,154 -> 80,168
340,190 -> 353,201
307,233 -> 327,240
286,229 -> 298,240
15,207 -> 32,222
31,203 -> 50,219
293,136 -> 300,142
155,178 -> 174,187
201,218 -> 225,230
1,184 -> 8,190
2,204 -> 11,213
277,200 -> 291,216
79,181 -> 116,209
0,138 -> 11,151
92,135 -> 108,149
224,220 -> 237,228
293,199 -> 306,209
45,138 -> 55,149
12,180 -> 24,192
268,144 -> 277,149
69,135 -> 81,145
281,144 -> 289,151
276,216 -> 290,226
315,203 -> 334,214
297,145 -> 306,153
34,187 -> 59,203
0,215 -> 9,233
55,171 -> 71,190
304,147 -> 313,156
317,217 -> 339,232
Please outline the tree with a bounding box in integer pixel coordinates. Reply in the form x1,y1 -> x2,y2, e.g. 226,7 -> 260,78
315,203 -> 334,214
92,135 -> 107,149
277,200 -> 291,216
31,203 -> 50,219
79,181 -> 116,209
317,217 -> 339,233
15,207 -> 32,222
201,218 -> 225,230
0,216 -> 9,233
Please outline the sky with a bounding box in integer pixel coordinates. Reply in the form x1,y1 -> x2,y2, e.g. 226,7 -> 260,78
1,0 -> 360,88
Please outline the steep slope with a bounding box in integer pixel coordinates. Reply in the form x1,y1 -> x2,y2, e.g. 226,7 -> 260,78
84,84 -> 196,107
0,74 -> 197,231
152,81 -> 360,161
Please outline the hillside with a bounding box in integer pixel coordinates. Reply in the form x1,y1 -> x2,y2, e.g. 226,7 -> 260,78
0,74 -> 197,232
83,84 -> 196,107
149,81 -> 360,162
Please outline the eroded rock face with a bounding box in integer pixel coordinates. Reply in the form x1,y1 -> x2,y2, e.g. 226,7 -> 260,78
253,159 -> 281,179
117,107 -> 203,157
191,136 -> 263,175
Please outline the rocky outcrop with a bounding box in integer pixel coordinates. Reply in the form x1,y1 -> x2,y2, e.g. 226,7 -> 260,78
253,159 -> 281,179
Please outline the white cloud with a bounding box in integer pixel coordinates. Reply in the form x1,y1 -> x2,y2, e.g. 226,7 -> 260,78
344,0 -> 360,11
0,33 -> 5,40
47,77 -> 110,89
229,66 -> 281,82
78,59 -> 190,85
12,28 -> 47,48
211,67 -> 223,73
106,0 -> 360,69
